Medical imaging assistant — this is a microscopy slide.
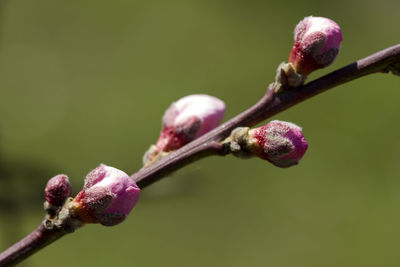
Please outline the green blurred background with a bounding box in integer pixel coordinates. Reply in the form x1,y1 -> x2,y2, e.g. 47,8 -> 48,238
0,0 -> 399,266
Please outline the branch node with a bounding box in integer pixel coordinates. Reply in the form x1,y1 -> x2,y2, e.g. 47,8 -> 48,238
387,62 -> 400,76
44,198 -> 84,233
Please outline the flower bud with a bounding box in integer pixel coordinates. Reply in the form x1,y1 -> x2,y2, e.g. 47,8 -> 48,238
73,164 -> 140,226
289,16 -> 342,75
248,120 -> 308,167
45,174 -> 72,206
156,94 -> 225,152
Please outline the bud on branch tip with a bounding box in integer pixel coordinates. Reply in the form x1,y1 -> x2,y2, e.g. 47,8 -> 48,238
73,164 -> 140,226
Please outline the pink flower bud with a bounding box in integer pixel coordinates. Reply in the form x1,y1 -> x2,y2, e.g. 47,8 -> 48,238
156,94 -> 225,152
289,16 -> 342,75
73,164 -> 140,226
45,174 -> 72,206
248,120 -> 308,168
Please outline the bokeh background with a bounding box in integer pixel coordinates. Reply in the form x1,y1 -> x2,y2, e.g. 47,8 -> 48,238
0,0 -> 399,266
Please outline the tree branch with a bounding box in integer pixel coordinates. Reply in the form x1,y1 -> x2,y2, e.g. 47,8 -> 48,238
0,220 -> 65,267
1,44 -> 399,267
132,44 -> 400,188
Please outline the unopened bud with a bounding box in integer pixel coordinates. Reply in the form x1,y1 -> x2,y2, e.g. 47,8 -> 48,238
45,174 -> 72,207
156,94 -> 225,152
289,16 -> 342,75
247,120 -> 308,167
144,94 -> 225,166
73,164 -> 140,226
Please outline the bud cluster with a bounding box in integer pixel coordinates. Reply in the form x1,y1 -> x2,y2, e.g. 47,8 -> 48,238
43,164 -> 140,231
42,15 -> 329,235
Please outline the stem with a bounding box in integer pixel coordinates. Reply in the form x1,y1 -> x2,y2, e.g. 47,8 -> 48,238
133,44 -> 400,188
0,220 -> 65,267
1,44 -> 399,266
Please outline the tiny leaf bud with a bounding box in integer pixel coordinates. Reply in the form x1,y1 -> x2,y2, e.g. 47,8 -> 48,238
289,16 -> 343,75
248,120 -> 308,168
45,174 -> 72,207
156,94 -> 226,152
73,164 -> 140,226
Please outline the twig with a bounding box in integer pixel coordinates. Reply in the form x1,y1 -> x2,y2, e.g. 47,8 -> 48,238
0,44 -> 399,267
132,44 -> 400,188
0,220 -> 65,267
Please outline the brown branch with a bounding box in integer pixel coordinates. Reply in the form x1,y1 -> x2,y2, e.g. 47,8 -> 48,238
133,44 -> 400,188
1,44 -> 399,267
0,220 -> 65,267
